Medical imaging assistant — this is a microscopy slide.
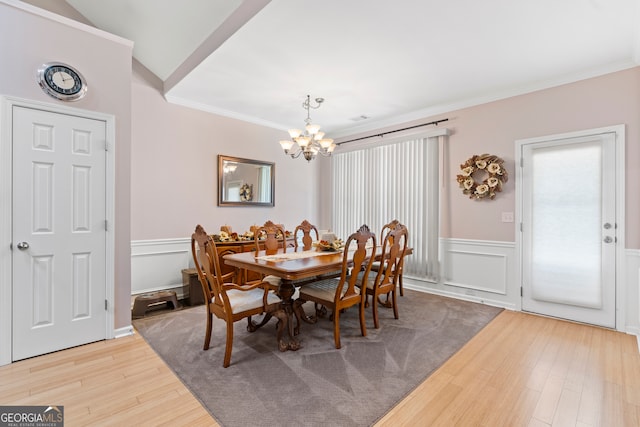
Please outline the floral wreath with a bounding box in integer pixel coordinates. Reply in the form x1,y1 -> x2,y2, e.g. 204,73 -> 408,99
239,183 -> 253,201
456,154 -> 508,200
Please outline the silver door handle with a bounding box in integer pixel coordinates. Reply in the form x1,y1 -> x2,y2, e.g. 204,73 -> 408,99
16,242 -> 30,250
603,236 -> 613,243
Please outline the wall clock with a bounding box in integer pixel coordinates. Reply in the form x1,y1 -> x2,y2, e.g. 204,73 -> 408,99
37,62 -> 88,101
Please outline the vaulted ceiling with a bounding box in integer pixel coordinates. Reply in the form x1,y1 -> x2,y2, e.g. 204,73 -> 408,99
64,0 -> 638,138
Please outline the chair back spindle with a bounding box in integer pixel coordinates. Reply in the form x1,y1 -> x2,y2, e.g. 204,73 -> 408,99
294,219 -> 319,251
254,220 -> 286,255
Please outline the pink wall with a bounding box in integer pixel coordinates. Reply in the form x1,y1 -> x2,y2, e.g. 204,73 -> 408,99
131,68 -> 324,240
0,2 -> 133,328
326,67 -> 640,247
444,67 -> 639,245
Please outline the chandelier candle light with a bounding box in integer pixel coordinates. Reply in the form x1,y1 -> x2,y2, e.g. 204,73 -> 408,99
279,94 -> 336,162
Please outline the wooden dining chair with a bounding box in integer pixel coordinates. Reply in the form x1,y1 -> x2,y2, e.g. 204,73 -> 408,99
296,224 -> 377,349
252,220 -> 288,289
359,222 -> 408,328
371,220 -> 406,296
293,219 -> 319,251
191,224 -> 281,367
291,219 -> 339,323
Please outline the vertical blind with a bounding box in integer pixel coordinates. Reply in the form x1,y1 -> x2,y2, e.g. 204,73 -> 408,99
256,166 -> 270,203
331,135 -> 442,280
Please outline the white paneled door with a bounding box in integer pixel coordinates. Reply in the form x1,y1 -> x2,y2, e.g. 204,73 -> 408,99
519,131 -> 618,328
12,106 -> 107,360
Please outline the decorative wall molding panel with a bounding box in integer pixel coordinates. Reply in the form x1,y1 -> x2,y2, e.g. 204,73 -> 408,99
131,238 -> 192,296
404,238 -> 517,310
443,250 -> 509,295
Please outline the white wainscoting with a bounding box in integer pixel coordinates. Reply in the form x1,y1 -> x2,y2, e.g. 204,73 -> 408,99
404,238 -> 518,310
403,238 -> 640,338
625,249 -> 640,340
130,237 -> 640,339
131,238 -> 192,296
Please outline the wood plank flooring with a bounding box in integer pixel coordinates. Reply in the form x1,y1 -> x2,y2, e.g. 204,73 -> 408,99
377,310 -> 640,427
1,310 -> 639,426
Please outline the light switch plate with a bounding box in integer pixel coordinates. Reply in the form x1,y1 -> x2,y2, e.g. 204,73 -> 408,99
501,212 -> 514,223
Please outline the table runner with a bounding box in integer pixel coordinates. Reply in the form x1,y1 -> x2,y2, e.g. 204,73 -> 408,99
255,249 -> 337,262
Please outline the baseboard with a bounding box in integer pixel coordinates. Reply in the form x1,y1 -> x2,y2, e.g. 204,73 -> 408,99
403,282 -> 517,311
114,325 -> 134,339
626,326 -> 640,353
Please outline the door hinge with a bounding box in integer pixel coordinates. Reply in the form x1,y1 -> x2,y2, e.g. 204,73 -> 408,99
105,299 -> 108,311
105,220 -> 108,231
104,141 -> 109,152
520,157 -> 523,168
520,287 -> 523,297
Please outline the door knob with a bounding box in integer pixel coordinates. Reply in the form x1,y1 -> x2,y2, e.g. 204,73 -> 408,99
16,242 -> 30,250
603,236 -> 613,243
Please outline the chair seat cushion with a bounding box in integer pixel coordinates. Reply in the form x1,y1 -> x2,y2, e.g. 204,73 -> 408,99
226,288 -> 281,314
262,275 -> 282,287
354,270 -> 375,290
299,277 -> 360,301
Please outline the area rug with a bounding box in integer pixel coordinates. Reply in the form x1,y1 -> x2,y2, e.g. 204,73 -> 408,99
133,290 -> 502,426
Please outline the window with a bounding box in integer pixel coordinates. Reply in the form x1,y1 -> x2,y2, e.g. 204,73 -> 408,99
331,131 -> 447,281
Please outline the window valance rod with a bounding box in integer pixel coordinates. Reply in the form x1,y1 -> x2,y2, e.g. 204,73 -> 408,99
336,118 -> 449,146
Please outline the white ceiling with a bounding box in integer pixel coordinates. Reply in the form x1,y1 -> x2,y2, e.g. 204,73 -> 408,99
65,0 -> 639,138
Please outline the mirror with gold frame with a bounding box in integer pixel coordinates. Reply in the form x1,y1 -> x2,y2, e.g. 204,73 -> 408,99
218,155 -> 275,206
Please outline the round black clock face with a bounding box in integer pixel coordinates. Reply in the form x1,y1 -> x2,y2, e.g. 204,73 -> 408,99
37,62 -> 87,101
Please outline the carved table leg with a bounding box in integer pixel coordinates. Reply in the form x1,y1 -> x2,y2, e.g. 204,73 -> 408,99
273,279 -> 302,351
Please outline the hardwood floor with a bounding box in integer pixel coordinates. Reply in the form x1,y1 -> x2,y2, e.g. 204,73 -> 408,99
1,310 -> 639,426
377,310 -> 640,427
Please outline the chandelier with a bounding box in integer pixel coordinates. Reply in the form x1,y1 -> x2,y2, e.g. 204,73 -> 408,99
279,94 -> 336,162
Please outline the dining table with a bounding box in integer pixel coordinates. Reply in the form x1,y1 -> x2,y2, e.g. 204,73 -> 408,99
224,244 -> 412,351
224,246 -> 355,351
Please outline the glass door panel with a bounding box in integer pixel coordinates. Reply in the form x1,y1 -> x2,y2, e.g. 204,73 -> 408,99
521,132 -> 616,328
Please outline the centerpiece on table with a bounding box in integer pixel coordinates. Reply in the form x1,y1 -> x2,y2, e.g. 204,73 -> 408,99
314,238 -> 344,252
